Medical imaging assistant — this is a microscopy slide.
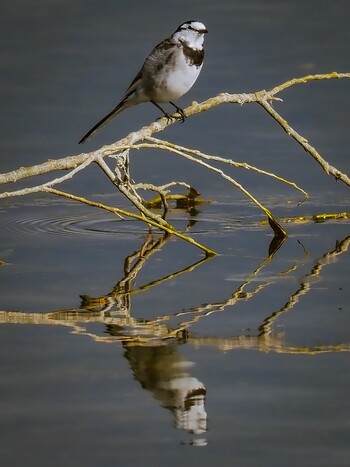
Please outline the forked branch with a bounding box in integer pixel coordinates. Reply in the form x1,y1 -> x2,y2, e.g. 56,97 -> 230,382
0,72 -> 349,254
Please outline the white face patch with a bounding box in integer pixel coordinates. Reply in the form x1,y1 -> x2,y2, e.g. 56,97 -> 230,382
173,21 -> 207,50
179,21 -> 207,34
188,21 -> 207,32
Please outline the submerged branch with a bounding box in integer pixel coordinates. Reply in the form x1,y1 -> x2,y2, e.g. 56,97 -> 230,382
45,188 -> 217,257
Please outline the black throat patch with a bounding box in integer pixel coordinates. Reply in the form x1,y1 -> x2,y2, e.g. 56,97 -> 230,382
179,40 -> 204,67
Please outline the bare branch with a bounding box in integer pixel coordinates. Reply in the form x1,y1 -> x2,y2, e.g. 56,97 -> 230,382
144,136 -> 309,198
258,98 -> 350,185
1,72 -> 348,188
0,72 -> 349,253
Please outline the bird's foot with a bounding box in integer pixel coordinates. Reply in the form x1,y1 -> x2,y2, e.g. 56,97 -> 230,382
175,107 -> 186,123
169,102 -> 186,123
156,113 -> 175,124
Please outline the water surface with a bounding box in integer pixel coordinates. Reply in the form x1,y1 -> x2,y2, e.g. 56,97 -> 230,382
0,1 -> 349,466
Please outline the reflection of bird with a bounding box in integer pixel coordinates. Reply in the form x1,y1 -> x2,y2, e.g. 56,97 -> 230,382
79,20 -> 208,144
124,345 -> 208,436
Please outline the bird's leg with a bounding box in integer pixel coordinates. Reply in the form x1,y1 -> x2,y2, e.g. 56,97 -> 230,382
169,102 -> 186,123
151,100 -> 173,122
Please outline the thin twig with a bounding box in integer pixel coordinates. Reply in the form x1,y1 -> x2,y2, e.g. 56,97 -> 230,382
120,139 -> 286,235
144,137 -> 309,198
45,187 -> 217,256
258,98 -> 350,185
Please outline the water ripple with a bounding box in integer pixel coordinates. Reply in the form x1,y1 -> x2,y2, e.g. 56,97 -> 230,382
0,214 -> 142,237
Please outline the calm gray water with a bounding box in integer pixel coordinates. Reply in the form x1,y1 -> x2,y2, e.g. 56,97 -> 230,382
0,1 -> 350,466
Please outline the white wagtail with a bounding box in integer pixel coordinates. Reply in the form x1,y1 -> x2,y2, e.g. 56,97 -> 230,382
79,20 -> 208,144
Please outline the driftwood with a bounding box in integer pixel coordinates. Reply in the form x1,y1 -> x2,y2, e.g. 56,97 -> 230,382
1,72 -> 349,256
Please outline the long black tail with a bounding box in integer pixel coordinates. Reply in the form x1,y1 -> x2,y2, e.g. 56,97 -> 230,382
78,100 -> 127,144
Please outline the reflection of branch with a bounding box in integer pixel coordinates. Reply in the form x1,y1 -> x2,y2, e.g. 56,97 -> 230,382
171,257 -> 278,332
259,236 -> 350,336
183,236 -> 350,354
189,336 -> 350,355
81,231 -> 211,314
1,235 -> 349,355
0,232 -> 212,344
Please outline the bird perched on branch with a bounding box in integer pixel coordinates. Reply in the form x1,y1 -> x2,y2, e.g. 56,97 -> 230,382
79,20 -> 208,144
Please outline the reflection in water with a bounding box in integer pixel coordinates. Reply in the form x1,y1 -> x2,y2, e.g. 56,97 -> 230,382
1,233 -> 350,441
120,338 -> 207,438
107,320 -> 208,442
259,235 -> 350,339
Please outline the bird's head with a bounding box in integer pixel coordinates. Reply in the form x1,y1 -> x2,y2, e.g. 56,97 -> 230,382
172,20 -> 208,49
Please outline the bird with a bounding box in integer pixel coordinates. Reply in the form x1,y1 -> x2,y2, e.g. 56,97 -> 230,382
78,20 -> 208,144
